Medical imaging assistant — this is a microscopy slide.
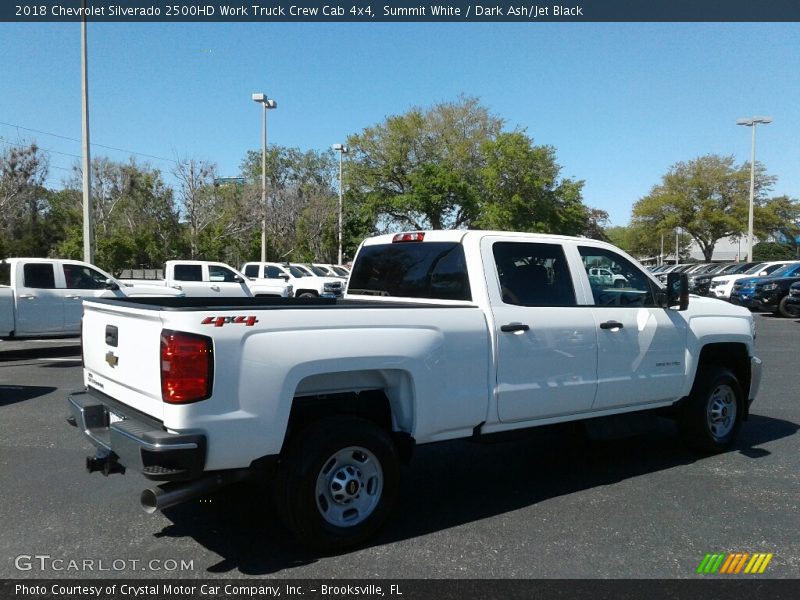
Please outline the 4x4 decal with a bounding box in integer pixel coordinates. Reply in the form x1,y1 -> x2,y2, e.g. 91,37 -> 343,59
201,316 -> 259,327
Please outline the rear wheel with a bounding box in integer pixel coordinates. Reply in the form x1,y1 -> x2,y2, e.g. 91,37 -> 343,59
297,291 -> 317,298
679,367 -> 743,453
777,295 -> 798,318
275,416 -> 400,552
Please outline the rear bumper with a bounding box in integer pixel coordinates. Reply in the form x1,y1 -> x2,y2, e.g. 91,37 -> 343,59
67,389 -> 206,481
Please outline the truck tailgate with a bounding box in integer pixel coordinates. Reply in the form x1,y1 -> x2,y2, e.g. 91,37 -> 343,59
82,300 -> 165,420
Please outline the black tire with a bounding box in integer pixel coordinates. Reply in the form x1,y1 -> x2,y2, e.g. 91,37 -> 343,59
777,295 -> 798,318
297,291 -> 317,298
274,416 -> 400,552
679,367 -> 743,453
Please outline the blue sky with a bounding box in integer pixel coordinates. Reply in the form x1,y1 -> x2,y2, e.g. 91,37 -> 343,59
1,22 -> 798,227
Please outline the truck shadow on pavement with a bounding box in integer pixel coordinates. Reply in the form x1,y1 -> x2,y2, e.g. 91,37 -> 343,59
155,413 -> 798,575
0,344 -> 80,362
0,385 -> 57,406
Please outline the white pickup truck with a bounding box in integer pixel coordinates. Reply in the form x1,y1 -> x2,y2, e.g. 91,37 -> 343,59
121,260 -> 293,298
241,261 -> 344,298
68,230 -> 762,551
0,258 -> 181,339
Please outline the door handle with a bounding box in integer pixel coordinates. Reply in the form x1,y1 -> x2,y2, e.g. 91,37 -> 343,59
501,323 -> 530,333
210,285 -> 220,291
171,284 -> 182,291
19,294 -> 36,299
66,294 -> 82,299
600,320 -> 624,330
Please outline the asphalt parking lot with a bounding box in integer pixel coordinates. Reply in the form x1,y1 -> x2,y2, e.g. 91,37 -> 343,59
1,313 -> 798,580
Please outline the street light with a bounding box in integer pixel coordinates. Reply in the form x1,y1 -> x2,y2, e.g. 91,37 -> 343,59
332,143 -> 349,265
736,116 -> 772,262
252,92 -> 277,262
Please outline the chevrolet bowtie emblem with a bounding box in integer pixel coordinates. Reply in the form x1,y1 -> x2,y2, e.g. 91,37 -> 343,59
105,351 -> 119,368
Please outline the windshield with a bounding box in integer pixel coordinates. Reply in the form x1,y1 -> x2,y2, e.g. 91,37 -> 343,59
288,266 -> 309,278
769,263 -> 800,278
308,265 -> 329,276
744,263 -> 768,274
332,266 -> 349,276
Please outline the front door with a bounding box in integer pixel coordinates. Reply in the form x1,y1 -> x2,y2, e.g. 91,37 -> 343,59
578,245 -> 687,410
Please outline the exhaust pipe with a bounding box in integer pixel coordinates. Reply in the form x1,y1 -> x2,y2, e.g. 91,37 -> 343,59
140,470 -> 249,514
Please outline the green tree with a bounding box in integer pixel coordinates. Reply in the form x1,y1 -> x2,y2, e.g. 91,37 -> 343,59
240,146 -> 338,261
631,154 -> 776,261
757,195 -> 800,255
346,96 -> 502,232
475,131 -> 589,235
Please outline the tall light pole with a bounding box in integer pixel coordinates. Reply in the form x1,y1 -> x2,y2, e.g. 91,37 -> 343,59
252,93 -> 277,262
332,143 -> 349,265
736,116 -> 772,262
81,2 -> 93,263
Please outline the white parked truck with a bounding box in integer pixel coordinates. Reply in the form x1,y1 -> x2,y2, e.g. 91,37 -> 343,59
241,261 -> 343,298
121,260 -> 293,298
0,258 -> 182,339
68,230 -> 761,551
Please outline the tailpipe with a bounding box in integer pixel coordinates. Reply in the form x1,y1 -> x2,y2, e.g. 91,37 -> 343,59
140,470 -> 249,514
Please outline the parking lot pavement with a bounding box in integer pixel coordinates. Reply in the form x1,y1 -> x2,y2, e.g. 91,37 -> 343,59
0,314 -> 798,579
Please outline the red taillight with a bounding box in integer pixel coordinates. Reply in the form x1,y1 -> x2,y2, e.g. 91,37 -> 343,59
160,330 -> 213,403
392,232 -> 425,243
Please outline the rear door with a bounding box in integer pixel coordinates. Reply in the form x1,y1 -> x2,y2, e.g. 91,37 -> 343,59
170,264 -> 206,296
483,238 -> 599,422
14,262 -> 64,335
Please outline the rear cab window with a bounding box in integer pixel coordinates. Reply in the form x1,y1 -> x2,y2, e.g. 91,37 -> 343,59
348,241 -> 471,301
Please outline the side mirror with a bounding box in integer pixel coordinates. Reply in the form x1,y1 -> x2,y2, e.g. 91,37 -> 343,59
280,274 -> 290,282
666,273 -> 689,311
104,279 -> 120,291
233,275 -> 243,283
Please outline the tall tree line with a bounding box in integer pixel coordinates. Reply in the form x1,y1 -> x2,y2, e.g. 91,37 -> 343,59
4,96 -> 795,272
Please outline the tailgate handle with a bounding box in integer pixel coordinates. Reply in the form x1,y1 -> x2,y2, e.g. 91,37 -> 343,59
105,325 -> 118,347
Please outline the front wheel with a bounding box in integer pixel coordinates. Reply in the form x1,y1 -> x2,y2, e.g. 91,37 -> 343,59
275,416 -> 400,552
679,367 -> 743,453
777,295 -> 798,318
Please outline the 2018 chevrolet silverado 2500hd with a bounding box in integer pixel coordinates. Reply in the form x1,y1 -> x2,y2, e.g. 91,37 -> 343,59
67,230 -> 762,551
0,258 -> 181,339
121,260 -> 293,298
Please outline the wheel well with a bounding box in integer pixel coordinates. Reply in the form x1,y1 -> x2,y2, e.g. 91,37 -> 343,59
283,390 -> 413,462
696,343 -> 751,405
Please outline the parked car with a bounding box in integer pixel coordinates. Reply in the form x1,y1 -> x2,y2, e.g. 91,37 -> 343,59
120,260 -> 293,298
587,266 -> 628,288
689,262 -> 754,296
709,261 -> 799,300
784,281 -> 800,316
241,262 -> 344,298
729,262 -> 800,316
1,258 -> 182,339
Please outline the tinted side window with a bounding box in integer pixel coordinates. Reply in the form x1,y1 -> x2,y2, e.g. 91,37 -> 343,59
243,265 -> 258,278
349,242 -> 471,301
63,265 -> 107,290
23,264 -> 56,289
579,246 -> 658,307
265,266 -> 283,278
173,264 -> 202,282
492,242 -> 576,307
0,263 -> 9,286
209,265 -> 239,283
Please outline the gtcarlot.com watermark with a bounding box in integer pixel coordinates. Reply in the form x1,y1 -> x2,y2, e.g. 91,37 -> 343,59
14,554 -> 194,573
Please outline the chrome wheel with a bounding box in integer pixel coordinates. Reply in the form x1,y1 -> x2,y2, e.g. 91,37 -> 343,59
315,446 -> 383,528
706,384 -> 737,441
